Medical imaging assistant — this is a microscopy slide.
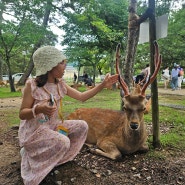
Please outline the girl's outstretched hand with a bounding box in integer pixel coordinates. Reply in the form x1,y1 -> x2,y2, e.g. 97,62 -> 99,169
102,73 -> 118,89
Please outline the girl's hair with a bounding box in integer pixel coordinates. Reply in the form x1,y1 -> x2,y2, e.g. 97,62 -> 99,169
35,72 -> 58,87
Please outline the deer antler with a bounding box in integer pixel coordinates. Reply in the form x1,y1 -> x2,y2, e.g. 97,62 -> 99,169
140,41 -> 162,96
115,43 -> 129,96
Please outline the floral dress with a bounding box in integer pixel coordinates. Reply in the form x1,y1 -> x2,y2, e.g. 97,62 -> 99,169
18,79 -> 88,185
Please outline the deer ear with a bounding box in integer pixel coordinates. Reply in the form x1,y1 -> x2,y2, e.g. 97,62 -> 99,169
139,94 -> 145,98
122,94 -> 130,102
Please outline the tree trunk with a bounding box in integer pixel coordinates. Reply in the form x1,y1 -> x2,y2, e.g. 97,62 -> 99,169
121,0 -> 152,110
6,57 -> 16,92
0,1 -> 5,81
120,0 -> 140,111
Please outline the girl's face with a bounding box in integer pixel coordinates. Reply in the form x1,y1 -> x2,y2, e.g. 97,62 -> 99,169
50,60 -> 67,79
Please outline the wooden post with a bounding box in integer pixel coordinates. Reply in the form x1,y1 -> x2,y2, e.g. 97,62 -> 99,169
149,0 -> 161,148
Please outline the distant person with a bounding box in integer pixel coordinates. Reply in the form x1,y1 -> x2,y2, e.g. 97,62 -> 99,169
73,72 -> 77,83
177,65 -> 184,90
134,65 -> 150,86
83,71 -> 88,84
162,66 -> 170,89
135,72 -> 145,85
144,64 -> 150,82
171,63 -> 180,91
85,78 -> 93,86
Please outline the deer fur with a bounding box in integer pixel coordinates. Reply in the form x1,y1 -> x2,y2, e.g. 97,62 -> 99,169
67,41 -> 161,160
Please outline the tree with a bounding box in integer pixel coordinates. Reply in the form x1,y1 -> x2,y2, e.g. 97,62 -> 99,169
135,0 -> 185,70
0,0 -> 57,90
18,0 -> 56,85
61,0 -> 128,79
158,5 -> 185,68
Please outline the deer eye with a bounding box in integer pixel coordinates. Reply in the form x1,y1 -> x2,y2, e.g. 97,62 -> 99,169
138,108 -> 146,112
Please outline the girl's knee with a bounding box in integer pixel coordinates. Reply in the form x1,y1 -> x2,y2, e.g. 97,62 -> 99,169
80,120 -> 88,131
56,135 -> 70,151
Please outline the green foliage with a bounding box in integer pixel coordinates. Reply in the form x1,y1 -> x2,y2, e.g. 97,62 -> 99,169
1,0 -> 184,84
62,0 -> 128,75
0,87 -> 22,98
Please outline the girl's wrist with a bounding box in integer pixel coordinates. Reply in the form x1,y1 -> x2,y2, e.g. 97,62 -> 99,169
32,104 -> 40,118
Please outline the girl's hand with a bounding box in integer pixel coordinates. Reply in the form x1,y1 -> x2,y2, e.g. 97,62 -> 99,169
102,73 -> 118,89
37,100 -> 57,118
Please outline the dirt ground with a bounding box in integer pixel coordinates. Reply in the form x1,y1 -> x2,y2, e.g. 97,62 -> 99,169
0,88 -> 185,185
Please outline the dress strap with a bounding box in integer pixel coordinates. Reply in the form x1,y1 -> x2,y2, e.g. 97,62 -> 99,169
42,86 -> 57,105
42,84 -> 63,121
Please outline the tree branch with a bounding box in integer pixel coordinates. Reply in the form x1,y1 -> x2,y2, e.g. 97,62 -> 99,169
137,8 -> 153,25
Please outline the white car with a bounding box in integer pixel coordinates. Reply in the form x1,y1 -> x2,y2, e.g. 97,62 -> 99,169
2,75 -> 9,81
12,73 -> 32,81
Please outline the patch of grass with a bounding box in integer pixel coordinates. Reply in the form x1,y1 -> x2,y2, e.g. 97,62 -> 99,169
146,149 -> 166,160
0,87 -> 22,98
6,109 -> 20,126
63,88 -> 121,117
160,132 -> 183,147
159,107 -> 185,125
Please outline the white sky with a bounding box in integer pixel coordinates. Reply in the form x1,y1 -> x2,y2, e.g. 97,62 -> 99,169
50,24 -> 66,51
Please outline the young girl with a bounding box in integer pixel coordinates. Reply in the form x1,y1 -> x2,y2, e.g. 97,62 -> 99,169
18,46 -> 118,185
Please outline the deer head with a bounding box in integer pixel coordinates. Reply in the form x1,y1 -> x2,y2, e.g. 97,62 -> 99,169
116,41 -> 162,130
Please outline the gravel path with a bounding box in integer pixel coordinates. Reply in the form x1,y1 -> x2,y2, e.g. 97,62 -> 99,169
158,87 -> 185,96
158,87 -> 185,110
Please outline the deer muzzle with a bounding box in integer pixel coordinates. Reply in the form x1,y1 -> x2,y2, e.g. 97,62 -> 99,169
130,122 -> 139,130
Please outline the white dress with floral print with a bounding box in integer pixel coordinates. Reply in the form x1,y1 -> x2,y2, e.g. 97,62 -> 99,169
18,79 -> 88,185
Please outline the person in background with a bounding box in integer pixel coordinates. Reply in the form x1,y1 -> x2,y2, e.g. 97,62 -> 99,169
144,64 -> 150,82
162,66 -> 170,89
18,46 -> 118,185
171,63 -> 180,91
73,72 -> 77,83
83,71 -> 88,83
177,65 -> 184,90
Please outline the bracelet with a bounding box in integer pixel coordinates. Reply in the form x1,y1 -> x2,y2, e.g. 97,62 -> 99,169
32,104 -> 39,118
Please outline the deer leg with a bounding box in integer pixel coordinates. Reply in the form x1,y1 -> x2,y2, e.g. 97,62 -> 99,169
88,140 -> 122,161
138,143 -> 149,153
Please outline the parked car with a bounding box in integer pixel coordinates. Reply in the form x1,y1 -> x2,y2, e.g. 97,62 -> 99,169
12,73 -> 32,81
2,75 -> 9,81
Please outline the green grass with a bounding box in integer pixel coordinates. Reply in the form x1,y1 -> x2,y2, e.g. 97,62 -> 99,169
4,109 -> 20,126
63,88 -> 121,117
0,87 -> 22,98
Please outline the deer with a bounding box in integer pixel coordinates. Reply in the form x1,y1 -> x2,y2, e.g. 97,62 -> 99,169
67,41 -> 162,160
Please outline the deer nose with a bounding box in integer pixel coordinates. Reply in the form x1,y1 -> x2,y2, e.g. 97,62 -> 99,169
130,122 -> 138,130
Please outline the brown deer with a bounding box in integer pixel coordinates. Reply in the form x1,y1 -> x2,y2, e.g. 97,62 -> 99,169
67,41 -> 162,160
